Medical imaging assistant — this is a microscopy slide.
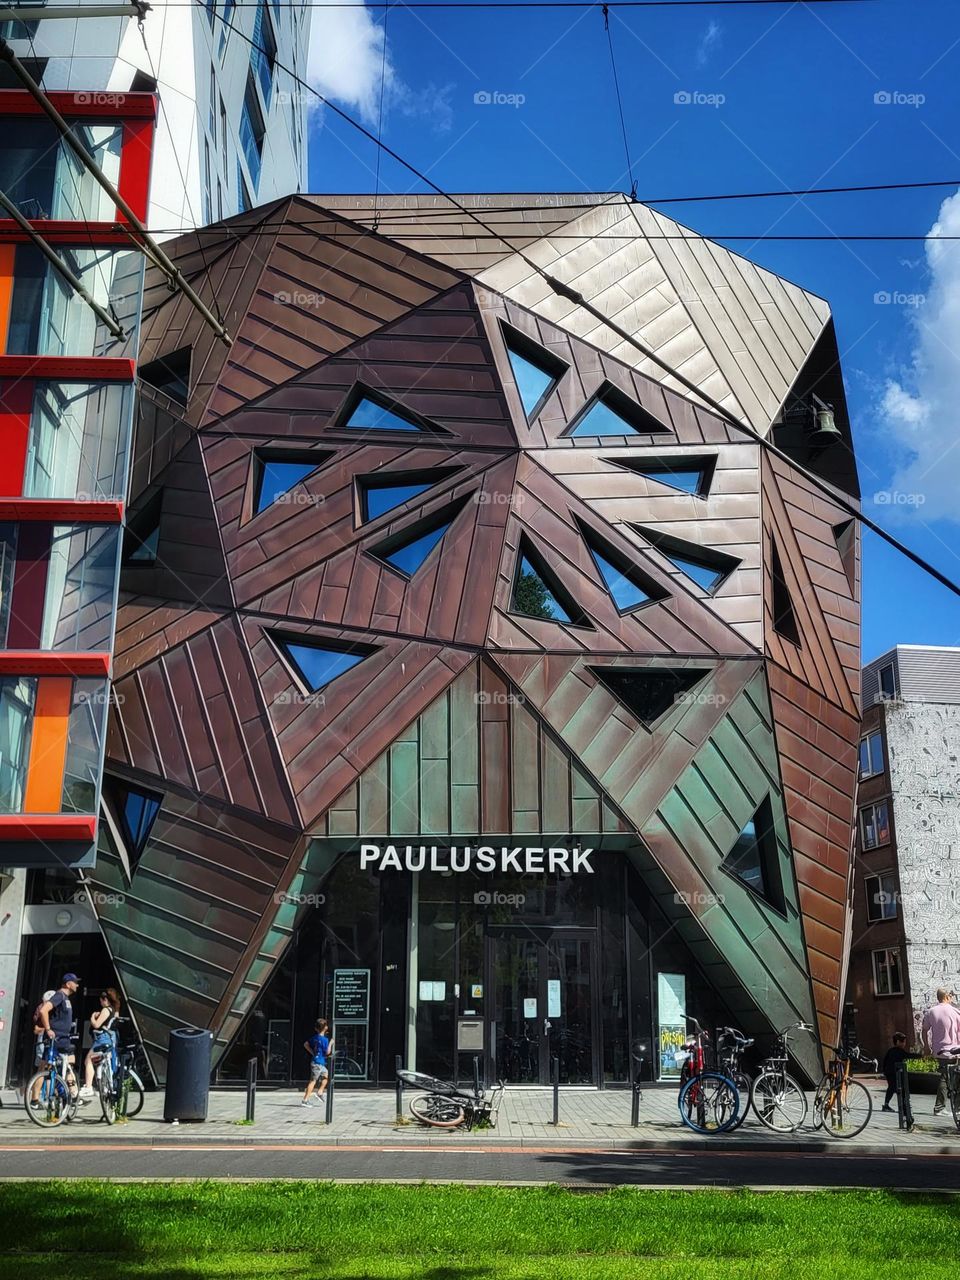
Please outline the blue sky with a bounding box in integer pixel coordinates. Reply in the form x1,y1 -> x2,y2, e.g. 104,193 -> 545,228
305,0 -> 960,663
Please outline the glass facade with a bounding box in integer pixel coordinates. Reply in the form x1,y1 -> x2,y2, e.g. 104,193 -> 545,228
0,118 -> 122,222
20,382 -> 133,502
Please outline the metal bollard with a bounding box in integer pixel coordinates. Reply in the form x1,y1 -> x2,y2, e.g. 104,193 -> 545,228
896,1059 -> 914,1130
324,1054 -> 335,1125
550,1055 -> 559,1126
245,1057 -> 257,1123
395,1053 -> 404,1122
473,1054 -> 482,1098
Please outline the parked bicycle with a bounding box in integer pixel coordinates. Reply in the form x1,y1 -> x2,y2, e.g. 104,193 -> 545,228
398,1068 -> 504,1131
812,1041 -> 877,1138
677,1014 -> 740,1134
749,1021 -> 813,1133
942,1046 -> 960,1131
24,1037 -> 79,1128
716,1026 -> 754,1132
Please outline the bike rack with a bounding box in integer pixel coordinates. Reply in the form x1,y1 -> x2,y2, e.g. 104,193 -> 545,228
550,1055 -> 559,1126
395,1054 -> 404,1122
895,1060 -> 914,1130
245,1057 -> 257,1123
324,1055 -> 335,1125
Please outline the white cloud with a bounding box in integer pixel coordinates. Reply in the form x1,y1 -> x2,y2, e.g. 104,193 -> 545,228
696,21 -> 722,67
307,0 -> 396,125
879,189 -> 960,520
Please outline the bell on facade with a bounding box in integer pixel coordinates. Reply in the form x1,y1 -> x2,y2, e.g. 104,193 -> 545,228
809,404 -> 841,442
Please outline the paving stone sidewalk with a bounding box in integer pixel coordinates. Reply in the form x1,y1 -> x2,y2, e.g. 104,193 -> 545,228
1,1080 -> 958,1153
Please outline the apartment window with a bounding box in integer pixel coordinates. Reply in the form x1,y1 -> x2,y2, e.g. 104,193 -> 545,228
219,96 -> 228,169
203,137 -> 212,225
872,948 -> 904,997
859,730 -> 884,779
204,0 -> 216,28
860,800 -> 890,851
217,179 -> 223,221
218,0 -> 235,59
209,67 -> 217,146
865,872 -> 898,923
878,662 -> 897,700
237,158 -> 253,212
252,0 -> 277,108
240,69 -> 265,189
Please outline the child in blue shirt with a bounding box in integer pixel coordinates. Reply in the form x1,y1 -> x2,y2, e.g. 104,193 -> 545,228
301,1019 -> 333,1107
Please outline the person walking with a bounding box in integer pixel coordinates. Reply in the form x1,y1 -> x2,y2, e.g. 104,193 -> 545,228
301,1019 -> 333,1107
921,988 -> 960,1116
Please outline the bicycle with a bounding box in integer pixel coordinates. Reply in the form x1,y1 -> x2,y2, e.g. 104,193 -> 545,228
812,1042 -> 877,1138
935,1045 -> 960,1132
398,1068 -> 505,1131
24,1038 -> 80,1128
89,1020 -> 146,1123
749,1021 -> 812,1133
677,1014 -> 741,1134
716,1026 -> 754,1132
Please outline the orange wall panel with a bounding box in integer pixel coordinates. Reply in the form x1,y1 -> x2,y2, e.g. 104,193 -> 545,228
0,244 -> 15,352
23,677 -> 72,813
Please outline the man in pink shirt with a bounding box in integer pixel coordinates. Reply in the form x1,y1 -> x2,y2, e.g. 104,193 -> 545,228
921,988 -> 960,1115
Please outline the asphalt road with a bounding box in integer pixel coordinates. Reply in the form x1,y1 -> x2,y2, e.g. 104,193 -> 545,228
1,1143 -> 958,1188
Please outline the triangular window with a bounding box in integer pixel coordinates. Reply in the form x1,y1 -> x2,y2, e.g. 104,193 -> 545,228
511,536 -> 591,627
368,496 -> 469,577
590,666 -> 710,727
567,383 -> 670,438
357,468 -> 459,523
337,386 -> 442,435
833,519 -> 856,593
722,797 -> 786,914
139,347 -> 191,406
771,540 -> 801,646
123,492 -> 162,564
578,521 -> 667,613
254,451 -> 331,515
631,525 -> 739,595
273,634 -> 374,693
500,322 -> 567,419
608,454 -> 716,498
117,784 -> 161,877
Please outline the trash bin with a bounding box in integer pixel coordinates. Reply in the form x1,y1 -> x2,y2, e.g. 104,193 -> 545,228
164,1027 -> 213,1122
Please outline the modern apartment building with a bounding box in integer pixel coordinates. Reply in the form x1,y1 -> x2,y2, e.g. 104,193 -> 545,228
846,645 -> 960,1051
3,191 -> 863,1091
0,0 -> 310,231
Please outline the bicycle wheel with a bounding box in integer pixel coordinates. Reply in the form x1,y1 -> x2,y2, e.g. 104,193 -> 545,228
725,1071 -> 752,1132
98,1062 -> 117,1125
409,1093 -> 465,1128
24,1070 -> 70,1128
818,1077 -> 872,1138
750,1069 -> 808,1132
678,1072 -> 740,1134
121,1070 -> 145,1119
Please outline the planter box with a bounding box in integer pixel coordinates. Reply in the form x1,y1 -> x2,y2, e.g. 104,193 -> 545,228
906,1072 -> 941,1095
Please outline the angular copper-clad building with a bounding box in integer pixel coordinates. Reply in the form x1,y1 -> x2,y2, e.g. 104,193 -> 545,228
83,194 -> 861,1086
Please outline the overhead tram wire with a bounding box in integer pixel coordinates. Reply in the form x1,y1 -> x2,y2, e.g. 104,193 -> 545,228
601,3 -> 637,201
150,1 -> 883,7
211,0 -> 960,603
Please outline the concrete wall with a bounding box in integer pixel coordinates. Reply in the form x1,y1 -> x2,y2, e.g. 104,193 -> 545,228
886,700 -> 960,1036
0,871 -> 27,1085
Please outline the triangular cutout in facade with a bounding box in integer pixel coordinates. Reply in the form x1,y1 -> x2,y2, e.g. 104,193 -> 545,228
500,321 -> 567,419
577,520 -> 667,613
833,519 -> 856,593
335,385 -> 447,435
632,524 -> 740,595
770,539 -> 801,646
117,785 -> 162,877
590,666 -> 710,727
254,450 -> 332,515
357,467 -> 460,523
367,496 -> 471,577
722,796 -> 786,914
273,633 -> 376,693
607,454 -> 716,497
123,492 -> 162,564
511,535 -> 592,627
566,382 -> 671,438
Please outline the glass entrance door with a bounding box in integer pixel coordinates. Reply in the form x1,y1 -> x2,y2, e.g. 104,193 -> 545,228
488,929 -> 596,1084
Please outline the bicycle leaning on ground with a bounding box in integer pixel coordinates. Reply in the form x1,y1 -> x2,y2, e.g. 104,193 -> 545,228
24,1036 -> 79,1128
677,1014 -> 741,1135
398,1068 -> 504,1131
812,1041 -> 878,1138
88,1017 -> 146,1124
715,1026 -> 754,1133
749,1021 -> 813,1133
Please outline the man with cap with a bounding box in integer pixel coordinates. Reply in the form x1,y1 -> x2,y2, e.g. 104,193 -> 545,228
921,988 -> 960,1116
38,975 -> 81,1099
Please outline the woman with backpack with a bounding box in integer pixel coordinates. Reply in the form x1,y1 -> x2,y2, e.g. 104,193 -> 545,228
78,989 -> 121,1098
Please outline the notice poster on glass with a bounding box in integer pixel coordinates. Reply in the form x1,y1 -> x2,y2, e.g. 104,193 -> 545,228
333,968 -> 371,1080
657,972 -> 687,1080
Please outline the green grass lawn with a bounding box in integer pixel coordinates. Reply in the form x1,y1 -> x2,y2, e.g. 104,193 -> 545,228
0,1182 -> 957,1279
